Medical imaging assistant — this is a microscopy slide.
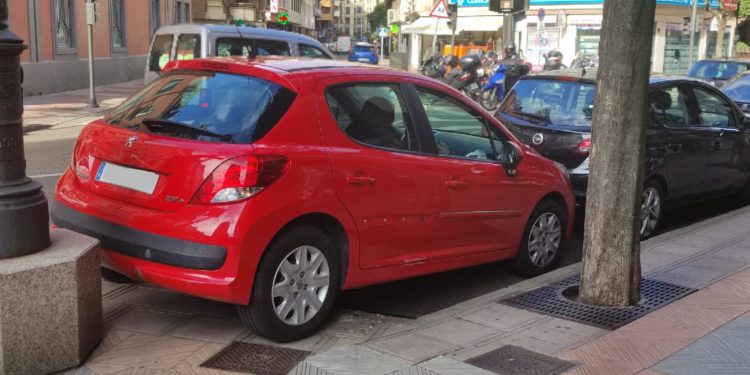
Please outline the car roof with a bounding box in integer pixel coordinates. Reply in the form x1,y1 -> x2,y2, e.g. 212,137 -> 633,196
694,58 -> 750,64
523,69 -> 707,85
354,42 -> 374,47
154,24 -> 322,44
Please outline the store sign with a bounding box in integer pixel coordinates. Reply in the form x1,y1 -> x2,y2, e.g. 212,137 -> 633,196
529,0 -> 719,6
270,0 -> 279,13
566,15 -> 602,26
724,0 -> 738,11
451,0 -> 490,8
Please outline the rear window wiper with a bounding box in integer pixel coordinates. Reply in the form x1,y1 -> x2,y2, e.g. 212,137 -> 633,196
142,118 -> 234,142
513,111 -> 551,125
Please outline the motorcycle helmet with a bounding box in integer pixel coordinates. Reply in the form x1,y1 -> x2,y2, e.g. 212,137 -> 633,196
504,43 -> 517,59
459,54 -> 481,70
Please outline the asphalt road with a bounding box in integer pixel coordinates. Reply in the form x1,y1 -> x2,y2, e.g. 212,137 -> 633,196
25,123 -> 741,319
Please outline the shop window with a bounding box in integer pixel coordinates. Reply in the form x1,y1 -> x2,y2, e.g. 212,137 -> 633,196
110,0 -> 127,51
706,26 -> 732,59
575,28 -> 600,61
53,0 -> 76,55
663,23 -> 699,75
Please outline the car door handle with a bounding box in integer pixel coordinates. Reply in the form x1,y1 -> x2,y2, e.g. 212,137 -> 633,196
713,141 -> 722,151
346,176 -> 376,185
666,143 -> 682,152
445,180 -> 468,189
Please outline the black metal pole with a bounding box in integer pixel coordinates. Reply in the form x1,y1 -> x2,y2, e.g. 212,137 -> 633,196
0,0 -> 50,258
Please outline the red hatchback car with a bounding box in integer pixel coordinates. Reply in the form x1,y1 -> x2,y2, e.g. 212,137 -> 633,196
53,57 -> 574,342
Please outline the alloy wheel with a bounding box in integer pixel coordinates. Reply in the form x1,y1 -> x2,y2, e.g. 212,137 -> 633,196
271,245 -> 330,326
641,187 -> 661,236
527,212 -> 562,267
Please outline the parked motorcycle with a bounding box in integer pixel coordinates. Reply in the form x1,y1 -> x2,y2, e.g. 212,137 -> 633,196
543,50 -> 565,71
480,63 -> 507,111
420,52 -> 446,79
451,54 -> 483,100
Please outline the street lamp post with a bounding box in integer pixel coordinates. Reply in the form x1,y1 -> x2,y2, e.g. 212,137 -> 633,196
0,0 -> 50,258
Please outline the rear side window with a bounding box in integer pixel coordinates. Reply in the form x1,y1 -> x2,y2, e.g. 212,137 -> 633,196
175,34 -> 201,61
354,45 -> 373,53
325,84 -> 416,152
104,71 -> 297,144
149,34 -> 174,72
300,44 -> 330,58
255,39 -> 291,56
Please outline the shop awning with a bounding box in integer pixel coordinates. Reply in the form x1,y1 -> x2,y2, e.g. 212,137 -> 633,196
401,16 -> 503,35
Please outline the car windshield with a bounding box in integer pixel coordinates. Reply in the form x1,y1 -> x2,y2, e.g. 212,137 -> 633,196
103,71 -> 296,143
499,79 -> 596,127
354,46 -> 373,53
723,74 -> 750,102
688,61 -> 747,81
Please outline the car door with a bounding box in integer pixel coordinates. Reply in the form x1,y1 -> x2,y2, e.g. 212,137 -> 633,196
316,78 -> 441,269
688,84 -> 747,193
648,84 -> 711,201
410,85 -> 530,257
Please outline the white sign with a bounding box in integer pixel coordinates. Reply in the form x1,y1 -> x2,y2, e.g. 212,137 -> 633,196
430,0 -> 450,18
556,11 -> 566,28
270,0 -> 279,13
378,27 -> 388,38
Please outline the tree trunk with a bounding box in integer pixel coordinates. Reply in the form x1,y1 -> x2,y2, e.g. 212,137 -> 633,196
716,14 -> 727,58
579,0 -> 656,307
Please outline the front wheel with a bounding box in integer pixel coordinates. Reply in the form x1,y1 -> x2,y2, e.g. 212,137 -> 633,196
512,199 -> 566,277
640,180 -> 664,239
480,88 -> 498,111
238,226 -> 340,342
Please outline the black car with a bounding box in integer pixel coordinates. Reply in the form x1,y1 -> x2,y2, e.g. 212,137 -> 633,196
496,69 -> 750,238
688,59 -> 750,87
722,71 -> 750,114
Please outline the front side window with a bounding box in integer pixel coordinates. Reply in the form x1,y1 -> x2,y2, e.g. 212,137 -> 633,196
176,34 -> 200,60
255,39 -> 291,56
300,44 -> 330,58
103,71 -> 297,144
325,84 -> 416,152
692,86 -> 736,128
500,79 -> 596,128
648,86 -> 690,127
110,0 -> 126,49
54,0 -> 75,52
418,88 -> 504,160
149,34 -> 174,72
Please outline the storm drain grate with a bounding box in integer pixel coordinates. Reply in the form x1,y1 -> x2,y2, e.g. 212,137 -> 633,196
500,275 -> 696,330
466,345 -> 576,375
201,341 -> 310,375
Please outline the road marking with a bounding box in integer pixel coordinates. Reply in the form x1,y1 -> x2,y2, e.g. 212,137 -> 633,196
30,173 -> 63,179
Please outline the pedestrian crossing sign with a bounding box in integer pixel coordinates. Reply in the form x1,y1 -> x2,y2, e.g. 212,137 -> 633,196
430,0 -> 450,18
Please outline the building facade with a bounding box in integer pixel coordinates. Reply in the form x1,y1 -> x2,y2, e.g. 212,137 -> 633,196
10,0 -> 191,96
521,0 -> 736,73
337,0 -> 378,39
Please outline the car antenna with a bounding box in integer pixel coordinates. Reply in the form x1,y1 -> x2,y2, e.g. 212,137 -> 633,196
233,20 -> 255,59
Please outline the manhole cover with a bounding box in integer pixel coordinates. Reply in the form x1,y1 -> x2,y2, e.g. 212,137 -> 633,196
500,275 -> 696,330
201,341 -> 310,375
466,345 -> 575,375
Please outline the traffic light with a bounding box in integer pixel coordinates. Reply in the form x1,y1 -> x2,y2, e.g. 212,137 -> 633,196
489,0 -> 526,14
447,3 -> 457,31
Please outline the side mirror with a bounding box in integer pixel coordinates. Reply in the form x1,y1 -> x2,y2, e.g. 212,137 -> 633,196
741,114 -> 750,130
499,141 -> 523,176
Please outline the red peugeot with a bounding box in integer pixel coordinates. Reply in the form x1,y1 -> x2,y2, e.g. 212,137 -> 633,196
53,57 -> 574,342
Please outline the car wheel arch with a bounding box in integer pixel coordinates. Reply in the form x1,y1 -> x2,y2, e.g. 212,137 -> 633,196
261,212 -> 350,290
539,192 -> 569,219
646,174 -> 669,201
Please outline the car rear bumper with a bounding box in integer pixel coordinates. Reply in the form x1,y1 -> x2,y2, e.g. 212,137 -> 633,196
52,199 -> 227,270
569,173 -> 588,207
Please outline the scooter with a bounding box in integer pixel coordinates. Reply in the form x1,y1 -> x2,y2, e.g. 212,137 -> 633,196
451,55 -> 482,100
479,63 -> 506,111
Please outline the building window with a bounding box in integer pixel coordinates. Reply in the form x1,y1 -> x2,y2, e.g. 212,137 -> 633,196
53,0 -> 75,54
110,0 -> 126,50
150,0 -> 161,37
174,0 -> 190,24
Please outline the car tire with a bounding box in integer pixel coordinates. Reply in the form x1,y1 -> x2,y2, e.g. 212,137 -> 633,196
512,199 -> 566,277
480,88 -> 498,111
739,177 -> 750,206
238,225 -> 340,343
101,267 -> 137,284
640,179 -> 664,240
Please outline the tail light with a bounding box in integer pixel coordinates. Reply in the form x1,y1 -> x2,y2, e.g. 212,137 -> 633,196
191,155 -> 289,205
576,138 -> 592,155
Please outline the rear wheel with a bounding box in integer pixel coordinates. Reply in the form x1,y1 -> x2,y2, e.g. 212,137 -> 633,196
512,199 -> 566,277
739,177 -> 750,206
238,226 -> 340,343
101,267 -> 136,284
640,179 -> 663,239
480,88 -> 498,111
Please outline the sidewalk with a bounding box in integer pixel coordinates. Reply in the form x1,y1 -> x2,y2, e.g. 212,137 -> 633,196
29,81 -> 750,375
52,203 -> 750,375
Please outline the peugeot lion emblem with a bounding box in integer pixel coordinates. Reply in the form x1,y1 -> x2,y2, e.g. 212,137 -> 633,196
532,133 -> 545,146
125,136 -> 138,148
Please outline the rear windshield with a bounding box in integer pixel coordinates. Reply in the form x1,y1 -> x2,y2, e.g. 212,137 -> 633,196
354,45 -> 373,53
216,38 -> 291,57
722,75 -> 750,102
689,61 -> 747,81
103,71 -> 296,143
500,79 -> 596,127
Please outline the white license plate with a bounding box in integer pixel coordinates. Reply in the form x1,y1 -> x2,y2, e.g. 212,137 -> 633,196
357,58 -> 370,62
95,162 -> 159,195
468,83 -> 479,91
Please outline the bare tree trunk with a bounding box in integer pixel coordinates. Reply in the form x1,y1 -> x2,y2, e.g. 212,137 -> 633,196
716,15 -> 727,58
579,0 -> 656,307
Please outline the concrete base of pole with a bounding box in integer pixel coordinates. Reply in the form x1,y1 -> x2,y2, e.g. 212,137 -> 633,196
0,229 -> 102,375
0,180 -> 50,258
87,98 -> 99,108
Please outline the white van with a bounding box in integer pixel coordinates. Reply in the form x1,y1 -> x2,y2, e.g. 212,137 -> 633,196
335,36 -> 352,55
146,24 -> 335,83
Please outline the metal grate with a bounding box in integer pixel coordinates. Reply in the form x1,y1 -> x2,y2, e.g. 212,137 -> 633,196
501,275 -> 696,330
466,345 -> 576,375
201,341 -> 310,375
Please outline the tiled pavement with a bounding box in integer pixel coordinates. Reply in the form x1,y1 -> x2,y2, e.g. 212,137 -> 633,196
30,82 -> 750,374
